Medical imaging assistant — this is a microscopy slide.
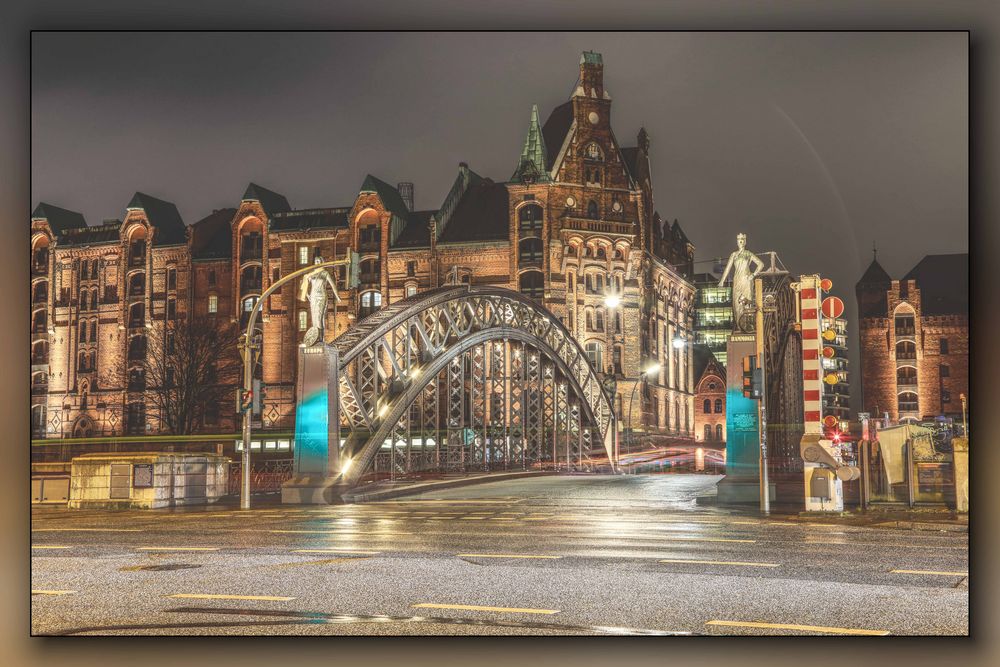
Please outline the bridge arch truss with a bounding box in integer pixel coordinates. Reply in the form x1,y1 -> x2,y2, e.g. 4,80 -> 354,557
328,286 -> 615,486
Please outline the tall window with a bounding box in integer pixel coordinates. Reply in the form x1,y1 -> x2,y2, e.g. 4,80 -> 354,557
705,424 -> 712,441
407,261 -> 416,277
703,399 -> 711,414
405,284 -> 417,298
714,398 -> 723,414
587,200 -> 599,219
518,271 -> 543,300
298,310 -> 308,331
208,269 -> 217,287
939,338 -> 949,354
167,298 -> 176,320
716,424 -> 723,441
208,295 -> 218,314
585,341 -> 603,370
298,246 -> 310,265
359,290 -> 382,318
167,267 -> 177,290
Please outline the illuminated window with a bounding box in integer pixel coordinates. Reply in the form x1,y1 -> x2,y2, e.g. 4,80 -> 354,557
277,440 -> 291,450
298,310 -> 307,331
406,284 -> 417,298
208,295 -> 218,314
298,246 -> 309,265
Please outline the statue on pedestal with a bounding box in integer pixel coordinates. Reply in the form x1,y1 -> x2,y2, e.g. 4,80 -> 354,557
298,256 -> 340,347
719,233 -> 764,333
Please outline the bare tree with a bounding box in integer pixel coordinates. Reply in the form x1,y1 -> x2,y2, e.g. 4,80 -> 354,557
108,317 -> 242,435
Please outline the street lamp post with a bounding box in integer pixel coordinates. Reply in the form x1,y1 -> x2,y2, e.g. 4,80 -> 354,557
625,362 -> 661,472
754,277 -> 771,515
238,257 -> 350,510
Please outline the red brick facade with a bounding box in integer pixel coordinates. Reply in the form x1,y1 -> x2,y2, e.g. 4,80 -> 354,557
694,357 -> 726,445
30,52 -> 697,445
855,255 -> 968,424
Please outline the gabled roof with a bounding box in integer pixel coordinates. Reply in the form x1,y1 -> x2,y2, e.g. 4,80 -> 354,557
541,101 -> 574,172
620,146 -> 639,181
268,208 -> 350,233
31,202 -> 87,237
511,104 -> 550,184
391,210 -> 435,249
360,175 -> 410,220
242,183 -> 291,216
692,343 -> 720,385
670,219 -> 691,246
903,253 -> 968,316
857,258 -> 891,286
127,192 -> 187,245
190,208 -> 238,260
438,177 -> 510,245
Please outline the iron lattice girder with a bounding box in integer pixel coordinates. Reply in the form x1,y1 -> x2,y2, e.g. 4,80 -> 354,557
330,287 -> 615,485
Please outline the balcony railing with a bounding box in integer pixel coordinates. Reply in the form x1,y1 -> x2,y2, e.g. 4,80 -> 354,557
897,382 -> 918,393
31,261 -> 47,276
241,245 -> 262,261
519,254 -> 543,268
128,253 -> 145,268
360,272 -> 380,285
358,241 -> 380,253
562,216 -> 635,237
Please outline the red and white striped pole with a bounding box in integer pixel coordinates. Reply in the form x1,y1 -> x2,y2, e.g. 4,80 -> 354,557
799,276 -> 824,436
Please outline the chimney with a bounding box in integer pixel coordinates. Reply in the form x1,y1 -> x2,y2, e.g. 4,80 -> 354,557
397,182 -> 414,212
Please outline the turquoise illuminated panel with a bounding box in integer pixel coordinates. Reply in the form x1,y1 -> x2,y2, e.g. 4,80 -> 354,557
293,388 -> 328,475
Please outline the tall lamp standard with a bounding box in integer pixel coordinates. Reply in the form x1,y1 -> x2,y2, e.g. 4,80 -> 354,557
603,292 -> 622,469
624,362 -> 662,470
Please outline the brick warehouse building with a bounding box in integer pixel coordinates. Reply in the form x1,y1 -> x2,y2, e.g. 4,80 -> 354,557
855,252 -> 968,424
30,52 -> 697,450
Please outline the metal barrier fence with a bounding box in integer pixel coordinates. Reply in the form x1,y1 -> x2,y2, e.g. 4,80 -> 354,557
227,459 -> 294,496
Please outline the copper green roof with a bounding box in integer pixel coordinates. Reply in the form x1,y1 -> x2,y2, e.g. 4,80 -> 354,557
511,105 -> 550,184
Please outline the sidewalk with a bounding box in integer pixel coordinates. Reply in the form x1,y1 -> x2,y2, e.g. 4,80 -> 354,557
778,508 -> 968,533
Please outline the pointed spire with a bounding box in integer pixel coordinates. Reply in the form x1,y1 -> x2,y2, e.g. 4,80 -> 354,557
511,105 -> 550,184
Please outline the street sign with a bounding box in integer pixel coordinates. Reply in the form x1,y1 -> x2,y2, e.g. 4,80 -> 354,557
822,328 -> 836,341
821,296 -> 845,319
823,415 -> 839,428
822,346 -> 836,359
820,278 -> 833,292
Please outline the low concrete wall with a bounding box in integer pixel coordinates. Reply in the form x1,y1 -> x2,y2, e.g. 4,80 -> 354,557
69,452 -> 229,510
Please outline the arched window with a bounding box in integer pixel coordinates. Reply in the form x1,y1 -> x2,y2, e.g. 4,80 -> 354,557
128,272 -> 145,298
127,226 -> 147,267
90,289 -> 99,311
518,204 -> 543,234
613,247 -> 624,261
703,399 -> 711,414
128,303 -> 144,328
128,335 -> 146,361
32,309 -> 46,333
585,309 -> 594,331
595,309 -> 605,332
32,281 -> 47,303
359,290 -> 382,318
714,398 -> 723,413
239,218 -> 263,260
518,271 -> 543,299
716,424 -> 724,441
596,246 -> 607,260
360,258 -> 380,284
79,323 -> 87,343
31,404 -> 46,437
705,424 -> 712,441
896,341 -> 917,361
565,244 -> 577,257
897,366 -> 917,387
674,399 -> 681,431
518,237 -> 543,264
585,142 -> 604,160
32,238 -> 49,274
31,340 -> 48,364
587,200 -> 599,219
240,265 -> 262,295
584,341 -> 603,370
898,392 -> 919,414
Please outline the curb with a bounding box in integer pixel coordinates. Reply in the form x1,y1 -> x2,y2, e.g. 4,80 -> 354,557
871,520 -> 968,533
342,470 -> 561,503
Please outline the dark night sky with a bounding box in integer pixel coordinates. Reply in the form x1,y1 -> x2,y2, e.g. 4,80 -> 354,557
31,32 -> 968,413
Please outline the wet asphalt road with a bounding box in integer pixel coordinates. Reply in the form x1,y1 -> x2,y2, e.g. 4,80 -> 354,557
30,474 -> 968,636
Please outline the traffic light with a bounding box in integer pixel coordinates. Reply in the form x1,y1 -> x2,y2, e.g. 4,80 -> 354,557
742,355 -> 762,400
252,378 -> 262,417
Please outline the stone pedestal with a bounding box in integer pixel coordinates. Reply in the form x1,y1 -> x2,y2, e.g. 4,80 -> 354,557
282,344 -> 346,504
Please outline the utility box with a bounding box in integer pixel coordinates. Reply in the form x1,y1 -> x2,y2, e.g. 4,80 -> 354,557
68,452 -> 229,509
810,469 -> 832,499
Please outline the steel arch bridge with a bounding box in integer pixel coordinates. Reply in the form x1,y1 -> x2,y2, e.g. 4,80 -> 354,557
327,286 -> 615,487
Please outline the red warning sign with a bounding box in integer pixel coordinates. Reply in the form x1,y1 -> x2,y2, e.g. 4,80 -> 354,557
821,296 -> 845,319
